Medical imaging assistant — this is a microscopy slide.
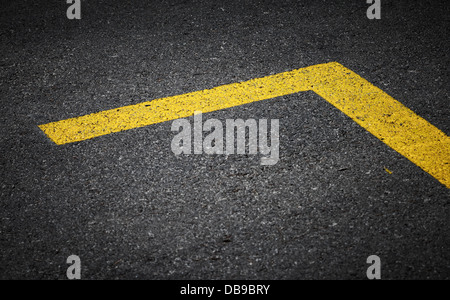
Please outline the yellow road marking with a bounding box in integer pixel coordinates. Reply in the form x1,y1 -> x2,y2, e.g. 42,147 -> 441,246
39,62 -> 450,188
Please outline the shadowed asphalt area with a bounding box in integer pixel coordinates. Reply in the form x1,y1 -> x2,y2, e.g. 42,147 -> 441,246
0,0 -> 449,279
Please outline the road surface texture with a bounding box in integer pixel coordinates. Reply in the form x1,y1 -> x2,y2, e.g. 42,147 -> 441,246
0,0 -> 449,279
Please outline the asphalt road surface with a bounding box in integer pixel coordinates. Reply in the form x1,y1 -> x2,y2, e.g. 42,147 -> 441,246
0,0 -> 449,280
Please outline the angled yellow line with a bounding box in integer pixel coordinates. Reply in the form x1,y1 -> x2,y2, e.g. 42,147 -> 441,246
39,62 -> 450,188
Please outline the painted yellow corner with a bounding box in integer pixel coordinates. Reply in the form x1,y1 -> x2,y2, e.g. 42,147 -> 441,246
38,62 -> 450,188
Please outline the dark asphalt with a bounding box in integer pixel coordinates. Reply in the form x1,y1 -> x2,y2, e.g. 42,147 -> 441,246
0,0 -> 449,279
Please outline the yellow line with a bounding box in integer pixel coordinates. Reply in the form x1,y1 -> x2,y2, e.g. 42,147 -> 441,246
39,67 -> 311,144
39,62 -> 450,188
